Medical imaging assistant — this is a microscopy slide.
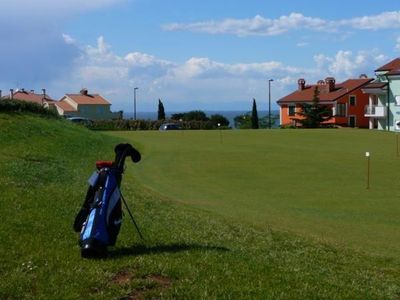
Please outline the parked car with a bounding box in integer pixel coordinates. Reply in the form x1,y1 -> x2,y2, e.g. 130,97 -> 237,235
66,116 -> 93,125
159,123 -> 181,131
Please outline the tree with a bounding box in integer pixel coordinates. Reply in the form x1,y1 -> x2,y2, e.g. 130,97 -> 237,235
295,86 -> 332,128
171,110 -> 208,121
210,114 -> 229,127
170,113 -> 185,120
234,113 -> 251,129
184,110 -> 209,121
251,98 -> 259,129
259,114 -> 279,128
157,99 -> 165,120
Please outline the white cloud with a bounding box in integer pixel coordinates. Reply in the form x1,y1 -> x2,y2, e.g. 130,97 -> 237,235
340,11 -> 400,30
62,34 -> 76,45
163,11 -> 400,37
163,13 -> 330,37
1,32 -> 394,112
0,0 -> 127,88
49,36 -> 310,110
296,42 -> 308,47
313,50 -> 388,79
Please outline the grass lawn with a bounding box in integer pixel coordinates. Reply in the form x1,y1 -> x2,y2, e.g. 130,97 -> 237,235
107,129 -> 400,258
1,113 -> 400,298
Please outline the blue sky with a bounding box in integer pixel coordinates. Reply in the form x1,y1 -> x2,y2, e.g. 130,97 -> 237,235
1,0 -> 400,113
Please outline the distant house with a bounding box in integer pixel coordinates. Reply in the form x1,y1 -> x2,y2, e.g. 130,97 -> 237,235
277,77 -> 373,128
1,88 -> 56,107
55,89 -> 122,120
362,57 -> 400,131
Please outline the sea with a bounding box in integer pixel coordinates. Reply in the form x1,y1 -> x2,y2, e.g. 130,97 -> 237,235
124,110 -> 280,129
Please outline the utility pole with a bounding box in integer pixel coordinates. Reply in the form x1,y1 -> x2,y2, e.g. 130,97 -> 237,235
134,87 -> 139,120
268,79 -> 274,129
42,88 -> 46,106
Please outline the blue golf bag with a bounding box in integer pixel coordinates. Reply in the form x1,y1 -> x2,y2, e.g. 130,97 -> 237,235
73,143 -> 141,258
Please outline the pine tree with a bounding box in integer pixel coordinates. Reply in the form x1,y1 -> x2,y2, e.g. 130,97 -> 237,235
251,98 -> 259,129
296,86 -> 332,128
158,99 -> 165,120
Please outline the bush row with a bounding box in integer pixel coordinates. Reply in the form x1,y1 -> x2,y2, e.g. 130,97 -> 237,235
0,100 -> 59,118
88,119 -> 230,131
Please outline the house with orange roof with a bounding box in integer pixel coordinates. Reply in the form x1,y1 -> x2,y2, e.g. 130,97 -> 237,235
55,89 -> 122,120
1,88 -> 56,107
362,57 -> 400,131
277,76 -> 373,128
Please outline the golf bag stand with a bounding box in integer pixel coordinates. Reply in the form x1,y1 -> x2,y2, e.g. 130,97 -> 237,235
73,143 -> 141,258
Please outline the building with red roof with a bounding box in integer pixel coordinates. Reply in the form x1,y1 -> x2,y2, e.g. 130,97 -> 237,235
55,89 -> 121,120
1,88 -> 56,107
277,76 -> 373,128
362,57 -> 400,131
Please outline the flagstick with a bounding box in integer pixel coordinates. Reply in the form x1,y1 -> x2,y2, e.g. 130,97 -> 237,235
365,152 -> 370,190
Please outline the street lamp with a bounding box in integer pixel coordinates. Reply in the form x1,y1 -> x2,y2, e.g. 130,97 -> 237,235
134,87 -> 139,120
268,79 -> 274,129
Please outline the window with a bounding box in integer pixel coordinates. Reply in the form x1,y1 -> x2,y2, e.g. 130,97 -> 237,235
349,95 -> 356,106
336,103 -> 347,117
288,105 -> 295,116
395,96 -> 400,106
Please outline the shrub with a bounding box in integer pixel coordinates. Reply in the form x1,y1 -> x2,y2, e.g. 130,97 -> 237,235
88,119 -> 227,131
0,99 -> 59,118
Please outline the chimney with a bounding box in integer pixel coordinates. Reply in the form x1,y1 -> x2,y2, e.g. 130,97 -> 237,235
298,78 -> 306,91
10,89 -> 14,100
359,74 -> 368,79
80,88 -> 88,96
325,77 -> 335,92
30,89 -> 34,93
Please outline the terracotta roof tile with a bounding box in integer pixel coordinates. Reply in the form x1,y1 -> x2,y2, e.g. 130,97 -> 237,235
386,68 -> 400,76
55,101 -> 76,112
5,91 -> 54,105
277,78 -> 373,104
375,58 -> 400,72
362,81 -> 388,89
65,93 -> 110,105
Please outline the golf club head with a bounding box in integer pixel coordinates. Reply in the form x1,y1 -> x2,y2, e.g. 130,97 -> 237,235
130,147 -> 141,163
114,143 -> 141,170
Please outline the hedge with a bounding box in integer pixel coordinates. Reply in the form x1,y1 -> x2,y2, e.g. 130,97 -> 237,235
88,119 -> 230,131
0,100 -> 59,118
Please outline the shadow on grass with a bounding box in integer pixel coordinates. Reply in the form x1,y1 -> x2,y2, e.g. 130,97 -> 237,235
109,243 -> 229,259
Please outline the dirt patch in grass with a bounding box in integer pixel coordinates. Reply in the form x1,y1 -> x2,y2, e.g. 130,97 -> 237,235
145,274 -> 171,287
112,269 -> 135,286
119,274 -> 172,299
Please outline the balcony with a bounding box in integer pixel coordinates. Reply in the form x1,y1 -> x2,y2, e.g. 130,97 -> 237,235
364,105 -> 386,118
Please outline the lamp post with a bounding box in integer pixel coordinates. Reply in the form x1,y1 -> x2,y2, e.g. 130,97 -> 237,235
134,87 -> 139,120
268,79 -> 274,129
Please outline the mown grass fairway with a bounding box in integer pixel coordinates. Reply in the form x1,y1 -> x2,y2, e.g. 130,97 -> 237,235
2,113 -> 400,298
108,129 -> 400,257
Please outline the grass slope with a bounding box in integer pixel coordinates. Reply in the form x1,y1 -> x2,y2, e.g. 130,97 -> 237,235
1,113 -> 400,298
108,129 -> 400,258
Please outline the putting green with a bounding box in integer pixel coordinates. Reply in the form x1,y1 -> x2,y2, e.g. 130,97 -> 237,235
107,129 -> 400,257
